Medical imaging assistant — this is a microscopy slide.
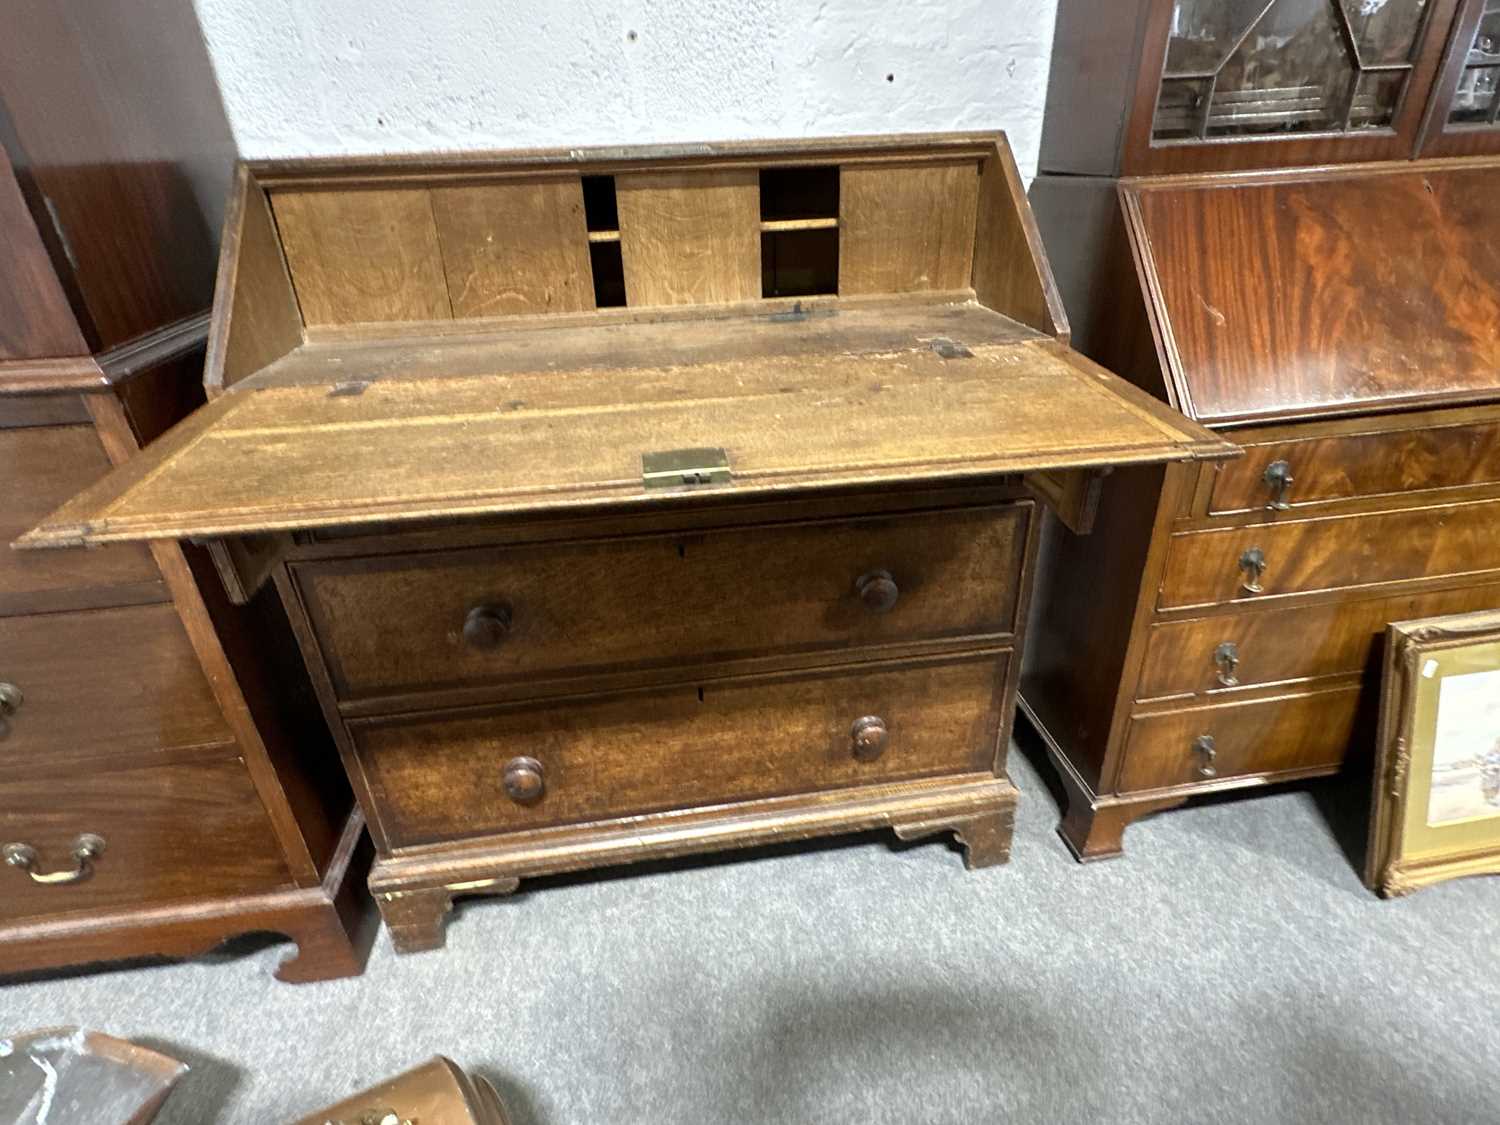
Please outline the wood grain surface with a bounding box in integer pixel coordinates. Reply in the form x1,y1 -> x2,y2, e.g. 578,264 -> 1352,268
23,333 -> 1228,547
1119,684 -> 1363,793
1208,412 -> 1500,512
431,178 -> 595,317
297,505 -> 1027,700
0,425 -> 160,597
273,189 -> 452,325
0,753 -> 291,923
616,169 -> 761,306
1158,496 -> 1500,609
0,603 -> 233,770
840,162 -> 980,295
350,654 -> 1006,846
1138,579 -> 1500,699
1128,163 -> 1500,424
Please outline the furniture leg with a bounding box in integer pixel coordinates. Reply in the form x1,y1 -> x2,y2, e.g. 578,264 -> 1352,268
894,802 -> 1016,870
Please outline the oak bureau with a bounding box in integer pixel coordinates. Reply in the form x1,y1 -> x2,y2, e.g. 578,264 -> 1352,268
23,133 -> 1231,952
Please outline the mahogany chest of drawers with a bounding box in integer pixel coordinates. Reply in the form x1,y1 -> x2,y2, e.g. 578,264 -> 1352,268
25,133 -> 1229,951
0,4 -> 367,981
1024,160 -> 1500,858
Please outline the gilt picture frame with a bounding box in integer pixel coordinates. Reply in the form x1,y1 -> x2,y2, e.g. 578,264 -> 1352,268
1367,609 -> 1500,897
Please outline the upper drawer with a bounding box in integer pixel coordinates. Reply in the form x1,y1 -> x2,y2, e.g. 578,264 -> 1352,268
296,504 -> 1030,701
1208,418 -> 1500,515
1119,685 -> 1363,794
0,604 -> 234,771
0,425 -> 159,605
1158,498 -> 1500,610
0,753 -> 291,925
1139,579 -> 1500,701
349,653 -> 1006,848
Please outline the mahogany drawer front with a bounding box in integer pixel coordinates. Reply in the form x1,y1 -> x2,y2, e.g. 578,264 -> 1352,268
350,653 -> 1007,847
1158,497 -> 1500,610
0,425 -> 159,601
1139,579 -> 1500,700
0,604 -> 234,770
1209,419 -> 1500,514
1119,686 -> 1364,794
0,753 -> 291,925
298,505 -> 1029,700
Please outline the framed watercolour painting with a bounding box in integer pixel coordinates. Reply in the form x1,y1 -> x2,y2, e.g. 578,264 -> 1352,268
1367,609 -> 1500,897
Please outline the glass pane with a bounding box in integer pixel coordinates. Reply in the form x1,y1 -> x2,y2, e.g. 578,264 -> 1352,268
1163,0 -> 1279,76
1207,0 -> 1354,135
1153,76 -> 1214,138
1339,0 -> 1429,66
1466,2 -> 1500,64
1450,65 -> 1500,123
1349,70 -> 1407,128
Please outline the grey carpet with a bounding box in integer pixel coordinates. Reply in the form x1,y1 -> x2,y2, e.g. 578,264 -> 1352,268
4,735 -> 1498,1125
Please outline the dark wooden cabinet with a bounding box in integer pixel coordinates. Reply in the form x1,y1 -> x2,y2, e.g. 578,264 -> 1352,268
23,133 -> 1232,952
0,1 -> 368,980
1042,0 -> 1493,175
1024,156 -> 1500,860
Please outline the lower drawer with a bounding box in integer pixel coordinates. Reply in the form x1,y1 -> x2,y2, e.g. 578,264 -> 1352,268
0,603 -> 234,770
1119,686 -> 1365,794
0,753 -> 291,925
351,653 -> 1008,847
1138,579 -> 1500,700
1158,496 -> 1500,609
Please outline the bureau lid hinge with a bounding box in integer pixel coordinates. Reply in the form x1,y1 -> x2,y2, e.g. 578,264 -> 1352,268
642,447 -> 733,491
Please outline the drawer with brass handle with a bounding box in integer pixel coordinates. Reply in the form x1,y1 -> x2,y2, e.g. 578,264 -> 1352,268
1208,415 -> 1500,515
347,653 -> 1008,848
1119,685 -> 1364,794
1138,579 -> 1500,700
296,504 -> 1029,702
1158,496 -> 1500,609
0,754 -> 292,925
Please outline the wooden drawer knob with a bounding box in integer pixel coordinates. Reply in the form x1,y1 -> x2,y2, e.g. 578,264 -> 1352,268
3,833 -> 105,886
502,756 -> 545,803
463,604 -> 513,649
856,570 -> 900,614
0,681 -> 21,738
851,715 -> 890,761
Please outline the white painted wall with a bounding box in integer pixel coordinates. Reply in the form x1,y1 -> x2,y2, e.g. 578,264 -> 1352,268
193,0 -> 1059,179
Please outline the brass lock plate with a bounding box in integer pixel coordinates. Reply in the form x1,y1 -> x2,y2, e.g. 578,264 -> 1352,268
641,447 -> 732,491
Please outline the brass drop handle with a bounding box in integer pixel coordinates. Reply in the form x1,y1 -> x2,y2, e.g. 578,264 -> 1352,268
1238,547 -> 1267,594
502,756 -> 545,803
462,603 -> 513,650
851,715 -> 890,761
1263,460 -> 1295,510
855,570 -> 900,614
4,833 -> 106,885
1213,641 -> 1240,687
1192,735 -> 1217,779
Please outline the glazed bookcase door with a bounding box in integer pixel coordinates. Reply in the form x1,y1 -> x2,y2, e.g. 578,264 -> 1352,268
1124,0 -> 1462,172
1419,0 -> 1500,153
